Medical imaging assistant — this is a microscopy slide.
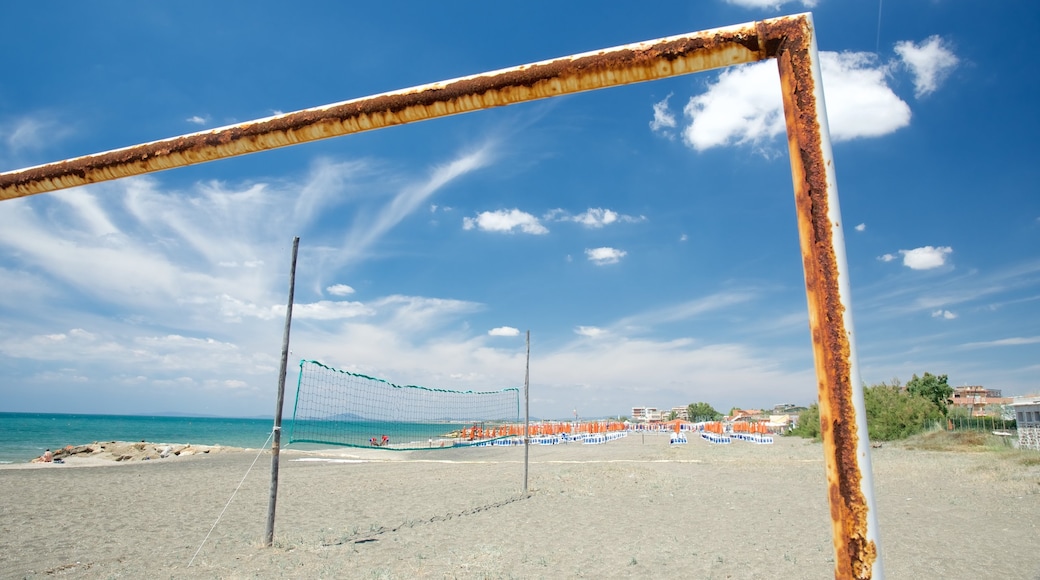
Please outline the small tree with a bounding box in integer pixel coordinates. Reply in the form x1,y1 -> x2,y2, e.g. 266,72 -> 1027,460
687,402 -> 722,422
905,372 -> 954,416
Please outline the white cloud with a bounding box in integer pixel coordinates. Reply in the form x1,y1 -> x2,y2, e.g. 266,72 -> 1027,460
488,326 -> 520,337
931,309 -> 957,320
680,234 -> 688,242
894,36 -> 959,98
463,209 -> 548,234
900,246 -> 953,270
186,115 -> 208,125
585,247 -> 627,265
878,253 -> 897,263
682,61 -> 783,151
855,223 -> 866,232
327,284 -> 355,296
575,326 -> 606,337
680,52 -> 910,151
649,95 -> 677,138
575,208 -> 619,227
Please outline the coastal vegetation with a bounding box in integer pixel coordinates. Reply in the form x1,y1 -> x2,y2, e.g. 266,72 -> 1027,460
790,373 -> 960,442
686,401 -> 722,423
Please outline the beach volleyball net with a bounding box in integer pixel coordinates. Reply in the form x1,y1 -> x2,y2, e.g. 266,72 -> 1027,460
288,360 -> 521,450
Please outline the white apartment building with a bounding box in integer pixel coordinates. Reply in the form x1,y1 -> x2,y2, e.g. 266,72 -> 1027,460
1013,396 -> 1040,451
631,407 -> 661,422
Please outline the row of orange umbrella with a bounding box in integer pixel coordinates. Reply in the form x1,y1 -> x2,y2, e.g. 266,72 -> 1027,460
460,419 -> 772,440
461,421 -> 628,440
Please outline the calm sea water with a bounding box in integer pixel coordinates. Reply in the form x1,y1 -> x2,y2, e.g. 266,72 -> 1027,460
0,413 -> 472,464
0,412 -> 277,464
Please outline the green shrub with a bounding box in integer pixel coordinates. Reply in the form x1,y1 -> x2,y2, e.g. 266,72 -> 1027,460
789,403 -> 820,439
790,384 -> 943,442
863,385 -> 942,441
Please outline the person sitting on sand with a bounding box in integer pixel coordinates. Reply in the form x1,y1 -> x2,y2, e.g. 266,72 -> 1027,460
41,449 -> 53,462
381,434 -> 389,446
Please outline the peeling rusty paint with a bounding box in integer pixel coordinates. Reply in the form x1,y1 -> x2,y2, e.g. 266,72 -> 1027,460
767,16 -> 879,579
1,22 -> 771,201
0,12 -> 882,578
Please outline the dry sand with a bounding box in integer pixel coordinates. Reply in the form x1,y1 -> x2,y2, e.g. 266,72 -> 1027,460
1,434 -> 1038,579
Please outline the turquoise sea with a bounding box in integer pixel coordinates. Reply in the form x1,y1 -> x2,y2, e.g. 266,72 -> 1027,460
0,412 -> 474,464
0,412 -> 278,464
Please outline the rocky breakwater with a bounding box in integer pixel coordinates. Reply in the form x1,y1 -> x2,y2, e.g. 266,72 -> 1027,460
34,441 -> 242,463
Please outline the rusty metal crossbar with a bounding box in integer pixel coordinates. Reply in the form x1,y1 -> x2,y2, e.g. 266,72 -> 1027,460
0,12 -> 882,578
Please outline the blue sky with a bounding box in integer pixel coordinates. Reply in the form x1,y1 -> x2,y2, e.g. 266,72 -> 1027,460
1,1 -> 1037,420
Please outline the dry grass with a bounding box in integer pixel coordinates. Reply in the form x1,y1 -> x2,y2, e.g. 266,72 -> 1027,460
899,429 -> 1040,467
902,429 -> 1007,451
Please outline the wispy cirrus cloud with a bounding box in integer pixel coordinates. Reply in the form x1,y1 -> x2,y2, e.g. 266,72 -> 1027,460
545,208 -> 645,228
342,145 -> 493,264
615,291 -> 757,331
3,115 -> 68,152
960,336 -> 1040,349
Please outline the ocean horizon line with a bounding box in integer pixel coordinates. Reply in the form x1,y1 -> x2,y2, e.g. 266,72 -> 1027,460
0,410 -> 275,421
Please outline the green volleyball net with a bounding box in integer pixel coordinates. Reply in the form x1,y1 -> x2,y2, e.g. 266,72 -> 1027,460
288,360 -> 522,450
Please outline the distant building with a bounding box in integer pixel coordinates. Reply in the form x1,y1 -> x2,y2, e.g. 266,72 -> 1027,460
670,406 -> 689,421
767,414 -> 792,433
728,409 -> 765,422
951,386 -> 1012,417
1013,396 -> 1040,451
631,407 -> 661,422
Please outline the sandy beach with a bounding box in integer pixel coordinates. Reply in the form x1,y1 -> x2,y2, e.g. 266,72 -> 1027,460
1,433 -> 1038,579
